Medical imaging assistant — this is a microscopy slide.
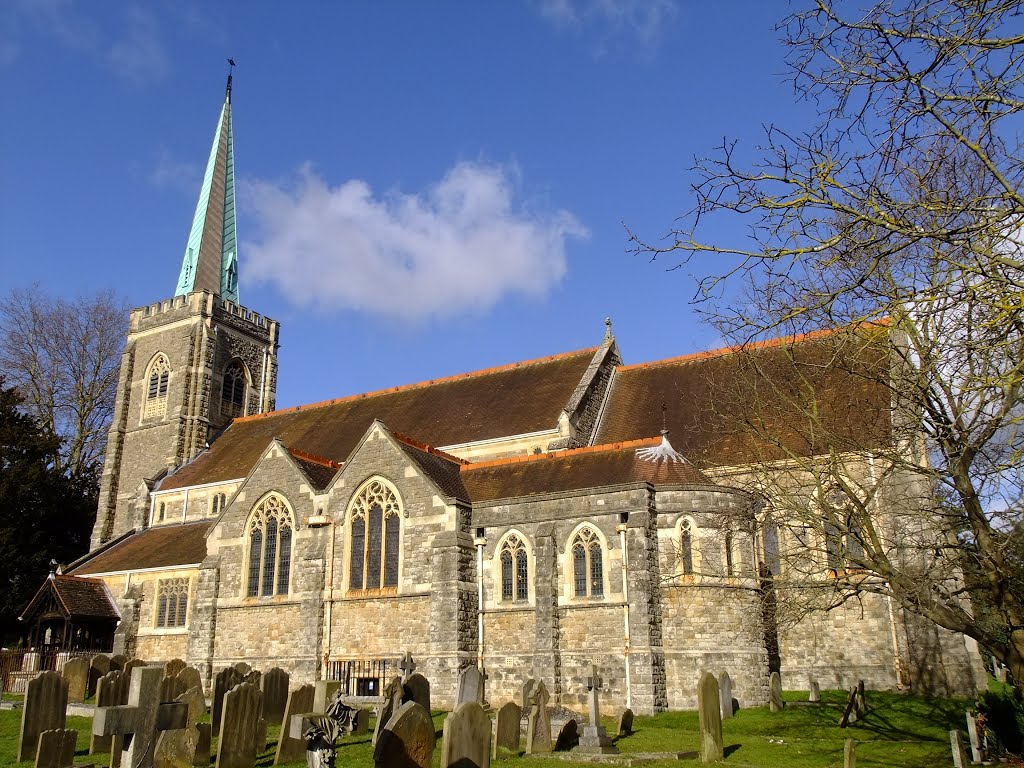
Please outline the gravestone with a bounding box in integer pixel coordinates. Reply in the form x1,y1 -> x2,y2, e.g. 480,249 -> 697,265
525,681 -> 552,755
35,728 -> 77,768
177,667 -> 202,697
242,669 -> 261,688
154,685 -> 205,768
697,671 -> 724,764
839,687 -> 858,727
441,700 -> 491,768
844,738 -> 856,768
109,654 -> 127,672
809,680 -> 821,703
211,667 -> 242,732
578,664 -> 617,754
456,665 -> 485,706
160,674 -> 186,704
261,667 -> 290,725
719,672 -> 733,720
91,669 -> 129,755
18,670 -> 68,763
492,701 -> 521,756
352,708 -> 370,735
89,654 -> 111,698
93,665 -> 189,768
123,659 -> 146,678
854,680 -> 866,717
965,712 -> 983,763
399,651 -> 416,683
406,672 -> 431,713
617,708 -> 634,737
521,679 -> 537,711
63,657 -> 90,703
554,719 -> 579,751
950,729 -> 969,768
232,662 -> 252,676
373,701 -> 435,768
312,680 -> 341,715
216,681 -> 263,768
372,676 -> 406,746
164,659 -> 186,678
769,671 -> 784,712
274,683 -> 313,765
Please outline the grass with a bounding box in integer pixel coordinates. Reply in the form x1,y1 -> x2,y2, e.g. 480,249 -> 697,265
0,689 -> 969,767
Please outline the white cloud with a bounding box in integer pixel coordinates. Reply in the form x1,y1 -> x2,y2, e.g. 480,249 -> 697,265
242,162 -> 588,322
105,6 -> 170,85
535,0 -> 678,48
150,149 -> 201,195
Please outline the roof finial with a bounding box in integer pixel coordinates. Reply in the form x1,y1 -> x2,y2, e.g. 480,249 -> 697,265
226,57 -> 236,103
604,316 -> 612,340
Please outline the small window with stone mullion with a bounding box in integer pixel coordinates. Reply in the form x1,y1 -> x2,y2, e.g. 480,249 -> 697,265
245,494 -> 293,598
156,578 -> 189,628
348,480 -> 401,593
499,534 -> 529,601
144,354 -> 170,420
571,527 -> 604,598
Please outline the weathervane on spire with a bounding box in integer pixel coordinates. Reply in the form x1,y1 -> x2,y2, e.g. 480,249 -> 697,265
226,57 -> 236,103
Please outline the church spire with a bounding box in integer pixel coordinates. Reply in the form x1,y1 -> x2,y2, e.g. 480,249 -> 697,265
175,66 -> 239,303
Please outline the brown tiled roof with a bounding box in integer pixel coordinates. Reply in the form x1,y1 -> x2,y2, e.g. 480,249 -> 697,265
160,347 -> 598,491
70,521 -> 213,575
594,325 -> 892,466
20,575 -> 120,621
461,438 -> 715,502
288,448 -> 341,491
391,430 -> 469,501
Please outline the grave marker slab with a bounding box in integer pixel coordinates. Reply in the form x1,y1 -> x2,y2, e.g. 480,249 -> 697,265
521,679 -> 536,712
88,655 -> 110,699
525,681 -> 552,755
373,701 -> 435,768
950,729 -> 969,768
232,662 -> 252,676
844,738 -> 856,768
34,728 -> 77,768
177,667 -> 202,697
215,681 -> 263,768
966,712 -> 983,763
697,671 -> 724,764
352,708 -> 370,735
555,719 -> 579,752
617,708 -> 634,737
855,680 -> 866,717
18,670 -> 68,763
154,685 -> 205,768
90,669 -> 129,755
493,702 -> 521,756
164,659 -> 186,678
839,687 -> 858,728
109,655 -> 127,672
441,700 -> 491,768
372,676 -> 406,747
769,671 -> 784,712
211,667 -> 242,732
261,667 -> 289,725
406,672 -> 431,713
719,672 -> 733,720
578,664 -> 617,754
312,680 -> 341,715
274,683 -> 313,765
63,657 -> 89,703
809,680 -> 820,703
456,665 -> 484,707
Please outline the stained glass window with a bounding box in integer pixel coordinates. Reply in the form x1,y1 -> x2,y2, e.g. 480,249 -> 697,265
348,479 -> 402,593
571,527 -> 603,598
245,494 -> 293,597
498,534 -> 529,601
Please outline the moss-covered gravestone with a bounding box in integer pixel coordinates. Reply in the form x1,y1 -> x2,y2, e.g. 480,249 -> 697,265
697,671 -> 723,764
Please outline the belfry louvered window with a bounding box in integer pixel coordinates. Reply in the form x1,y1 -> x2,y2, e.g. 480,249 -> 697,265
245,494 -> 293,597
499,533 -> 529,601
571,527 -> 603,598
348,479 -> 401,592
221,360 -> 248,419
144,354 -> 170,420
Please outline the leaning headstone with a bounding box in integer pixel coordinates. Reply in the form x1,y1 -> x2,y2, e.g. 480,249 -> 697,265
809,680 -> 821,703
493,701 -> 521,756
89,654 -> 111,698
34,728 -> 77,768
241,669 -> 261,688
456,665 -> 484,706
844,738 -> 856,768
90,669 -> 129,755
232,661 -> 252,676
154,685 -> 205,768
18,670 -> 68,763
525,681 -> 552,755
123,658 -> 146,678
697,671 -> 724,764
177,667 -> 202,697
62,657 -> 90,703
521,679 -> 537,711
854,680 -> 866,717
372,676 -> 406,746
274,684 -> 313,765
164,659 -> 186,678
441,700 -> 491,768
578,664 -> 616,754
769,671 -> 784,712
216,681 -> 263,768
950,729 -> 969,768
554,719 -> 580,752
719,672 -> 733,720
406,672 -> 431,713
617,708 -> 634,737
965,712 -> 983,763
261,667 -> 290,725
160,673 -> 186,704
373,701 -> 435,768
212,667 -> 242,732
839,687 -> 858,727
109,654 -> 127,672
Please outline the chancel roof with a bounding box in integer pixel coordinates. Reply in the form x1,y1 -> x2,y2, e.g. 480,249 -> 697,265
159,347 -> 598,491
70,521 -> 213,576
19,574 -> 120,621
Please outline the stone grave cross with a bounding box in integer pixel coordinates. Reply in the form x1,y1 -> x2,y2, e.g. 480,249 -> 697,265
93,665 -> 188,768
399,651 -> 416,683
578,665 -> 617,754
587,664 -> 603,724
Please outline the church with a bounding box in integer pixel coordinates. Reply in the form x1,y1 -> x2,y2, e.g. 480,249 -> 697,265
39,75 -> 981,714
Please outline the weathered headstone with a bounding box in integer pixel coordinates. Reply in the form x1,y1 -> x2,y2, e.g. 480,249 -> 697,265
109,654 -> 127,672
719,672 -> 733,720
274,683 -> 313,765
352,708 -> 370,735
261,667 -> 290,725
232,662 -> 252,676
809,680 -> 821,703
373,701 -> 435,768
555,719 -> 580,752
854,680 -> 866,717
525,681 -> 552,755
844,738 -> 856,768
164,659 -> 187,678
34,728 -> 77,768
372,675 -> 406,746
950,729 -> 969,768
769,671 -> 784,712
63,657 -> 90,703
216,681 -> 263,768
521,679 -> 536,711
18,670 -> 68,763
91,669 -> 129,755
456,665 -> 485,706
578,664 -> 617,754
441,700 -> 491,768
160,674 -> 186,704
839,687 -> 858,727
697,671 -> 724,764
406,672 -> 431,713
123,658 -> 146,678
211,667 -> 242,732
617,708 -> 634,737
154,685 -> 205,768
965,711 -> 983,763
89,654 -> 111,698
177,667 -> 202,697
492,701 -> 521,756
92,665 -> 189,768
241,669 -> 261,688
312,680 -> 341,715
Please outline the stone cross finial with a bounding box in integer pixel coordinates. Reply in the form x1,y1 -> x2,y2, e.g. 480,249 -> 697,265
93,665 -> 188,768
587,664 -> 602,691
586,665 -> 603,725
399,651 -> 416,683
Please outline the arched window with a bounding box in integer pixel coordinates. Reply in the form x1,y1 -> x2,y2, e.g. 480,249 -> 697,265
680,518 -> 695,575
571,527 -> 604,598
724,529 -> 736,576
210,492 -> 227,516
348,479 -> 402,593
245,494 -> 293,597
761,522 -> 781,576
144,354 -> 170,420
156,578 -> 189,628
499,533 -> 529,601
221,360 -> 249,419
821,484 -> 866,572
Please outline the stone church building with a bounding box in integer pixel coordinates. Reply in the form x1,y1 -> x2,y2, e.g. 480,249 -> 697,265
54,77 -> 982,714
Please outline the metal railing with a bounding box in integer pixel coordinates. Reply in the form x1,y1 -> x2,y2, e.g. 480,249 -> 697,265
324,658 -> 394,698
0,649 -> 98,694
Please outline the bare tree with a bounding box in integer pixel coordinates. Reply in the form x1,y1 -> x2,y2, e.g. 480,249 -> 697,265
633,1 -> 1024,684
0,286 -> 127,479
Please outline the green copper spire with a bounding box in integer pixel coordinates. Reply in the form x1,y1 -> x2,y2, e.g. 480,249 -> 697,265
175,70 -> 239,303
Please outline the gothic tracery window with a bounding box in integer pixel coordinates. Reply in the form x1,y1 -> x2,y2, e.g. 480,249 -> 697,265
348,479 -> 401,593
245,494 -> 293,597
144,354 -> 170,420
499,533 -> 529,601
821,484 -> 866,572
221,360 -> 249,419
571,526 -> 604,598
156,578 -> 189,628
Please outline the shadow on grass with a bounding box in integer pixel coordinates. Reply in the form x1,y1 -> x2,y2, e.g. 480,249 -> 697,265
724,743 -> 741,757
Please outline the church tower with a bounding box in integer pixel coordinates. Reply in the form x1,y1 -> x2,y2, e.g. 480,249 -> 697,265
92,73 -> 279,549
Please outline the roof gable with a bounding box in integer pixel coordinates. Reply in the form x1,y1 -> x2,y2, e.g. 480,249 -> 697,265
20,575 -> 120,622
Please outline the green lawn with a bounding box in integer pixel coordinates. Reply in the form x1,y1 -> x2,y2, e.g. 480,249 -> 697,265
0,689 -> 968,767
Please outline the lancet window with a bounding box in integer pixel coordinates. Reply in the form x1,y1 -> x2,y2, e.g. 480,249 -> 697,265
144,354 -> 170,420
571,526 -> 604,598
821,485 -> 866,572
245,494 -> 293,597
221,360 -> 248,419
499,533 -> 529,601
348,479 -> 401,593
156,578 -> 189,628
680,518 -> 696,575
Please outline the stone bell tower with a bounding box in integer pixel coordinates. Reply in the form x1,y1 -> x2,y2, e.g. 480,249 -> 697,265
91,72 -> 279,548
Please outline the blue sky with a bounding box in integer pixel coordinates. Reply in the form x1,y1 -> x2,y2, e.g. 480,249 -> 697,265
1,1 -> 813,409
